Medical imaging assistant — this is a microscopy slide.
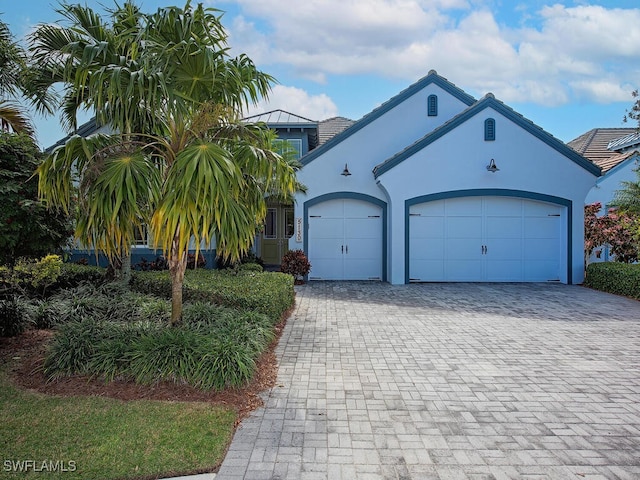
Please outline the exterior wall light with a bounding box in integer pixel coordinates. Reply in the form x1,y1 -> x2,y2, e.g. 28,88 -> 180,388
341,163 -> 352,176
486,158 -> 499,173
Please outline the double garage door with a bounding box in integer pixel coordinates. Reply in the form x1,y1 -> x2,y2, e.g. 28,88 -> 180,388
307,198 -> 383,280
409,196 -> 563,282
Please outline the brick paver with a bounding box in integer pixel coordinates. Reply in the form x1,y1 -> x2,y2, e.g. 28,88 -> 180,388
216,283 -> 640,479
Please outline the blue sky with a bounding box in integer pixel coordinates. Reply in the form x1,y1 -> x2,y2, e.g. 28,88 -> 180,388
2,0 -> 640,149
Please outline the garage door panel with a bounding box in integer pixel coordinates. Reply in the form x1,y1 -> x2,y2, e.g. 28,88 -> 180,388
345,218 -> 381,239
309,199 -> 344,217
446,260 -> 482,281
344,200 -> 380,217
486,260 -> 523,281
487,238 -> 522,260
446,238 -> 482,259
344,259 -> 381,280
446,198 -> 482,215
524,202 -> 561,216
410,237 -> 444,260
410,260 -> 444,281
410,216 -> 445,238
524,238 -> 558,260
525,261 -> 559,281
347,238 -> 380,259
411,201 -> 445,216
485,197 -> 522,214
524,217 -> 560,239
486,216 -> 522,239
309,259 -> 343,280
447,216 -> 482,236
309,218 -> 344,238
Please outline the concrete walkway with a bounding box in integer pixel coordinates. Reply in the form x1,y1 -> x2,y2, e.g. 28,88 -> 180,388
216,282 -> 640,479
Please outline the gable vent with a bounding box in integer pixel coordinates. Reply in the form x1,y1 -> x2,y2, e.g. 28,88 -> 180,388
428,94 -> 438,117
485,118 -> 496,141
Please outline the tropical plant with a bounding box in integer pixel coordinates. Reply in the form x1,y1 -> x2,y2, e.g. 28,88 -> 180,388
0,20 -> 34,137
30,1 -> 298,324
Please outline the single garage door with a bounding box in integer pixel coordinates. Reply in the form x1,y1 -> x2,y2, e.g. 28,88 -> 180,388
409,196 -> 563,282
308,198 -> 383,280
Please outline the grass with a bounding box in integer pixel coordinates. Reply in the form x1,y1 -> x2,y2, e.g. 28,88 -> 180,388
0,372 -> 236,480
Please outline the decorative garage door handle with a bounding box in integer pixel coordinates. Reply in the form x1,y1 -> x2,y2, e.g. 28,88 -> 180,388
341,245 -> 349,254
481,245 -> 488,254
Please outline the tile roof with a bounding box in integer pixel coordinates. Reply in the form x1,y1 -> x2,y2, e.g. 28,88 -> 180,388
318,116 -> 355,145
607,130 -> 640,151
568,128 -> 637,172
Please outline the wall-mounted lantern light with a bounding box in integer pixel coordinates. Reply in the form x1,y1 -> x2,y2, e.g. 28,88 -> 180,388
486,158 -> 499,173
341,163 -> 352,176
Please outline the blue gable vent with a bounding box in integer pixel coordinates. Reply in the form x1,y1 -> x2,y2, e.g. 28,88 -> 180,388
428,95 -> 438,116
485,118 -> 496,141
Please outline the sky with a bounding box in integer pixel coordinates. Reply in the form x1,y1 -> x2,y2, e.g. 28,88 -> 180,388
2,0 -> 640,150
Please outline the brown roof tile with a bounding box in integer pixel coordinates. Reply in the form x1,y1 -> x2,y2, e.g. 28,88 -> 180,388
568,128 -> 637,172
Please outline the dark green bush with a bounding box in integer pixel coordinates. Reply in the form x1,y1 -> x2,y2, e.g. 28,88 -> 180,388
584,262 -> 640,299
0,296 -> 32,337
54,263 -> 106,289
131,270 -> 294,321
239,262 -> 263,273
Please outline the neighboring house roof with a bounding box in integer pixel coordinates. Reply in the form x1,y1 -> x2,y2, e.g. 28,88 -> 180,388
318,117 -> 354,145
45,117 -> 99,153
607,130 -> 640,152
243,109 -> 320,150
242,109 -> 316,124
300,70 -> 476,166
568,128 -> 637,173
374,93 -> 601,178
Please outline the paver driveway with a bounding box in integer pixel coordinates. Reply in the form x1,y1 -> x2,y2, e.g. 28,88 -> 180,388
217,283 -> 640,480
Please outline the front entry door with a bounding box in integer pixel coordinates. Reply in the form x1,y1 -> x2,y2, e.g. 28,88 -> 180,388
261,205 -> 294,265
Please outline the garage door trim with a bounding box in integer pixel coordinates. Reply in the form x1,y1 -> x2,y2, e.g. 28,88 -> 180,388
304,192 -> 387,281
405,189 -> 572,284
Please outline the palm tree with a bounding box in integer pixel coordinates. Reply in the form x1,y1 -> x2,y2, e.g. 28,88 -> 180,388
0,20 -> 34,137
31,1 -> 298,324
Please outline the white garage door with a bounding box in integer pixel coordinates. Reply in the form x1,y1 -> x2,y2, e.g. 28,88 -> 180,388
308,198 -> 383,280
409,197 -> 563,282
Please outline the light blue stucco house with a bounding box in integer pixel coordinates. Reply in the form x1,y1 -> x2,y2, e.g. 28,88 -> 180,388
287,70 -> 601,284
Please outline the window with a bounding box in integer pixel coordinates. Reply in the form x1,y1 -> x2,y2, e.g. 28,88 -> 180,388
273,138 -> 302,160
133,225 -> 148,246
284,208 -> 294,238
427,95 -> 438,116
484,118 -> 496,141
264,208 -> 277,239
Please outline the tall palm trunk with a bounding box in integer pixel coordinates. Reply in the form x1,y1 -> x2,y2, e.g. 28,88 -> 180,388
168,233 -> 187,326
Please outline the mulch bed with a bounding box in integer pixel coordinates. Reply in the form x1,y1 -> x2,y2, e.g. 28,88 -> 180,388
0,310 -> 290,424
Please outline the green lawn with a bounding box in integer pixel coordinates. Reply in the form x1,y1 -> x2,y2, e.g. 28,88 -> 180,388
0,372 -> 236,479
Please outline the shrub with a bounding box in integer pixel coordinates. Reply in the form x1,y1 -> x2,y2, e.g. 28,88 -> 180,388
584,262 -> 640,299
131,270 -> 294,322
239,262 -> 263,273
280,249 -> 311,281
0,296 -> 32,337
55,263 -> 106,289
1,255 -> 63,294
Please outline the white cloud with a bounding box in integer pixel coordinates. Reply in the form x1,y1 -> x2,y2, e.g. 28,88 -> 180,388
245,85 -> 339,121
219,0 -> 640,107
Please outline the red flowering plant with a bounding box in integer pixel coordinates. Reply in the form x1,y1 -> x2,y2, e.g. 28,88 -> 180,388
584,203 -> 640,265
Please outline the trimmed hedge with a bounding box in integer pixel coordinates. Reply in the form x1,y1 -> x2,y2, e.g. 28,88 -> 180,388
584,262 -> 640,299
130,270 -> 295,322
56,263 -> 106,289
